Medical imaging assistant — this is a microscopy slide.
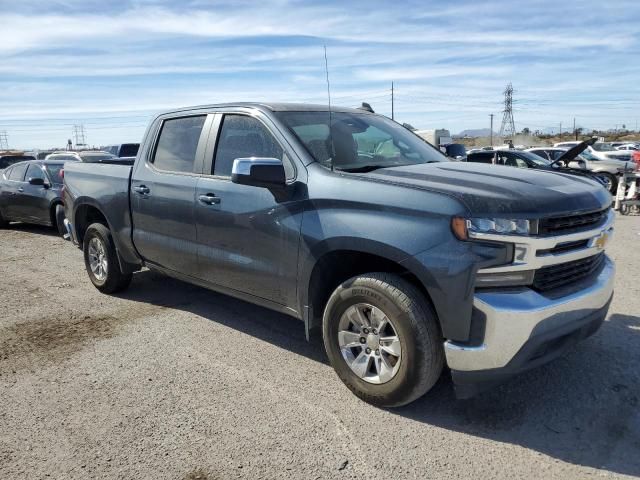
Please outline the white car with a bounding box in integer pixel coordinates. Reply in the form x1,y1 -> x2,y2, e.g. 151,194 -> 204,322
45,151 -> 117,163
615,144 -> 639,151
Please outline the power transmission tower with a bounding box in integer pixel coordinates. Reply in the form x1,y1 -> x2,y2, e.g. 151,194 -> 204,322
498,83 -> 516,140
72,124 -> 86,149
0,131 -> 8,150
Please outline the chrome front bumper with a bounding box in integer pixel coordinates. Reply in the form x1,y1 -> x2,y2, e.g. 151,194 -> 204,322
445,255 -> 615,372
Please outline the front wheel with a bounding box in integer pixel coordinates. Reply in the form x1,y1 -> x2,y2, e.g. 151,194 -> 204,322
83,223 -> 132,293
596,172 -> 617,194
55,204 -> 66,236
322,273 -> 444,407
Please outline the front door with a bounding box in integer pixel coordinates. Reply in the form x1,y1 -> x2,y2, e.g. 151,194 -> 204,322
194,113 -> 303,307
19,163 -> 50,224
2,163 -> 29,220
130,114 -> 212,275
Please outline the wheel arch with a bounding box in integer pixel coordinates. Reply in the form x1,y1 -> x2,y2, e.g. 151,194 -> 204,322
300,239 -> 438,340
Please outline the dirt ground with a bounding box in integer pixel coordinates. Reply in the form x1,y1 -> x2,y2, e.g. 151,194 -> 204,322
0,214 -> 639,479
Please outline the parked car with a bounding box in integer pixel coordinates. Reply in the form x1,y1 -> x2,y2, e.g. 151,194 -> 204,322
590,143 -> 633,162
444,143 -> 467,160
46,151 -> 117,163
466,140 -> 609,188
0,159 -> 73,234
573,148 -> 633,192
527,145 -> 632,192
24,150 -> 55,160
0,154 -> 35,170
103,143 -> 140,158
615,144 -> 639,151
63,102 -> 614,406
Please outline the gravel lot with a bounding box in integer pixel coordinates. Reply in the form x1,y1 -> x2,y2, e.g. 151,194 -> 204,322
1,213 -> 639,479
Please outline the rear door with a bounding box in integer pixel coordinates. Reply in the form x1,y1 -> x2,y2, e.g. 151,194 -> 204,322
130,113 -> 214,275
194,111 -> 303,307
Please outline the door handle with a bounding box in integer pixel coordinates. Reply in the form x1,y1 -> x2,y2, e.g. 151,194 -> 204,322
198,193 -> 221,205
133,185 -> 150,195
17,188 -> 24,192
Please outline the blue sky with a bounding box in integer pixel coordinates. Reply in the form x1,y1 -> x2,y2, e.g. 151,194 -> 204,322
0,0 -> 639,148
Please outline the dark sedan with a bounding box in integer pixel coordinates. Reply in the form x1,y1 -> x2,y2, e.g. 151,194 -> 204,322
0,159 -> 74,235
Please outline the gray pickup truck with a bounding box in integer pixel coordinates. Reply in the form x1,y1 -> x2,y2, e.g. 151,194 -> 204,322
63,103 -> 615,406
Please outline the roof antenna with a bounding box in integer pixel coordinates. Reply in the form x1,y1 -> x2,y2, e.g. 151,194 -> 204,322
324,45 -> 335,172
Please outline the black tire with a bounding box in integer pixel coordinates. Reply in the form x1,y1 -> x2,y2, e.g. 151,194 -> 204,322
55,204 -> 66,236
620,204 -> 629,216
322,273 -> 444,407
0,208 -> 8,228
83,222 -> 132,293
596,172 -> 617,194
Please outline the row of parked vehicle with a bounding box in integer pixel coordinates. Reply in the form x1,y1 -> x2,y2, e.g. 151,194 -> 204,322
463,139 -> 639,193
0,143 -> 139,233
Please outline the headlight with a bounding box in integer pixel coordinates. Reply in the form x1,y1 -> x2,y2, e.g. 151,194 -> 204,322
451,217 -> 533,239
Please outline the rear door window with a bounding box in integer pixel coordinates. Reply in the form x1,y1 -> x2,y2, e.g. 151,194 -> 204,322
8,163 -> 27,181
152,115 -> 207,173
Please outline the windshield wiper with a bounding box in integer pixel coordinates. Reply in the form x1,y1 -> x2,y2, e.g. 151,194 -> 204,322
336,165 -> 389,173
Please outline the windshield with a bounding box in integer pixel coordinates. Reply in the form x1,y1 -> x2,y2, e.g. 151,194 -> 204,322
276,111 -> 447,172
80,153 -> 117,163
592,143 -> 615,152
516,150 -> 550,166
44,164 -> 65,185
578,149 -> 598,161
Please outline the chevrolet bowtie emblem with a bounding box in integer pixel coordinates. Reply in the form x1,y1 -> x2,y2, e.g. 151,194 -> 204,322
595,231 -> 609,250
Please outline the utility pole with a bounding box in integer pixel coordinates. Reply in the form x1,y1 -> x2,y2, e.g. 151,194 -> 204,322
489,114 -> 494,146
574,117 -> 577,140
0,131 -> 8,151
559,122 -> 562,138
391,82 -> 395,121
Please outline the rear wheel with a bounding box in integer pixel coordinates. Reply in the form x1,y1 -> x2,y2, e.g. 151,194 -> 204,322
83,223 -> 132,293
55,204 -> 66,236
322,273 -> 444,407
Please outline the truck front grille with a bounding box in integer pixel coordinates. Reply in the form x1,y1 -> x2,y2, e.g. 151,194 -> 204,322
532,253 -> 605,291
538,208 -> 609,235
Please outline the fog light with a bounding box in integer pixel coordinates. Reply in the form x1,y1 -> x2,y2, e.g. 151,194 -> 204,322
475,270 -> 534,288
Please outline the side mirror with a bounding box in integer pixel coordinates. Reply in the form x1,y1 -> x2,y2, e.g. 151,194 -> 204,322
28,177 -> 45,186
231,158 -> 286,189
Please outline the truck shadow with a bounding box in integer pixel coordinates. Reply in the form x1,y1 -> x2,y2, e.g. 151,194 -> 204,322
119,271 -> 640,477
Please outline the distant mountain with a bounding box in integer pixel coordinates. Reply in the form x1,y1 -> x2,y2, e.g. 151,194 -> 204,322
455,128 -> 494,138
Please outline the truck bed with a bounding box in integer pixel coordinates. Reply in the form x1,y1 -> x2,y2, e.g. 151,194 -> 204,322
63,161 -> 141,271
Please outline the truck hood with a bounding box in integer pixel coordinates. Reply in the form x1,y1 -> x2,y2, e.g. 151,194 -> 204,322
365,162 -> 611,216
